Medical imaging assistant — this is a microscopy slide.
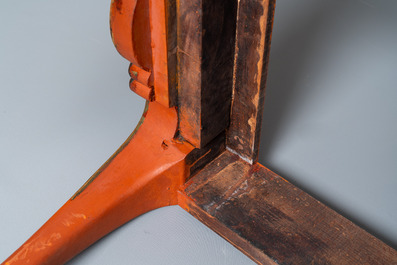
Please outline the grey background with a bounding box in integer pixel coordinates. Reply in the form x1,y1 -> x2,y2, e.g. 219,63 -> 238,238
1,0 -> 396,264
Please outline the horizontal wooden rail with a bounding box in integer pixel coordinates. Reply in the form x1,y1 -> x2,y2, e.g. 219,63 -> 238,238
179,150 -> 397,264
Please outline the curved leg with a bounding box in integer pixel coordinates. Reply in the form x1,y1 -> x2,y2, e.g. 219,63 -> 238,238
2,102 -> 193,265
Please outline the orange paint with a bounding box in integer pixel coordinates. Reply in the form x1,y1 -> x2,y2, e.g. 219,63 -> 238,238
129,64 -> 154,100
2,1 -> 192,264
149,0 -> 171,107
110,0 -> 171,107
110,0 -> 139,65
130,79 -> 154,100
129,63 -> 151,85
2,102 -> 194,265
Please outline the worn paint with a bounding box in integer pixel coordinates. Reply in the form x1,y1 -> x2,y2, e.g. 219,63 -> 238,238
71,102 -> 149,200
3,102 -> 194,265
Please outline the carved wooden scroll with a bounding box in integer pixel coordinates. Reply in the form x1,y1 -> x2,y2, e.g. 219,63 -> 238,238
110,0 -> 174,106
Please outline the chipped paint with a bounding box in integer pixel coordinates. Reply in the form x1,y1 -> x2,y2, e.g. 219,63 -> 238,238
5,233 -> 61,264
71,213 -> 87,219
63,213 -> 87,227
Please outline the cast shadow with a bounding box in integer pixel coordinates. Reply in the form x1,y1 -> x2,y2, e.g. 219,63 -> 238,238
258,1 -> 397,250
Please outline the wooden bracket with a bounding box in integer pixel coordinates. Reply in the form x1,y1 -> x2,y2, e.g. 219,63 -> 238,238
110,0 -> 174,107
129,64 -> 153,101
2,0 -> 397,264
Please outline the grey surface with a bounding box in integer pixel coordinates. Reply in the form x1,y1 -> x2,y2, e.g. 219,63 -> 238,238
0,1 -> 253,264
259,0 -> 397,249
0,0 -> 396,264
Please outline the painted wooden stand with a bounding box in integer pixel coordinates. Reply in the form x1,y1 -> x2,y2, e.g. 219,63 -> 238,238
2,0 -> 397,264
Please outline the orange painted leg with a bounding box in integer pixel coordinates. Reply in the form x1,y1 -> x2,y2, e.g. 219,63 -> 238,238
2,102 -> 193,265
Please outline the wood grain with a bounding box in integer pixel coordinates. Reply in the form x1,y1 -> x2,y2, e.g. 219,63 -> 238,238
179,150 -> 397,264
165,0 -> 178,107
227,0 -> 276,163
178,0 -> 238,148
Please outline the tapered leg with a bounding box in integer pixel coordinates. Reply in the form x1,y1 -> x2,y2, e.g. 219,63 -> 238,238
2,102 -> 193,265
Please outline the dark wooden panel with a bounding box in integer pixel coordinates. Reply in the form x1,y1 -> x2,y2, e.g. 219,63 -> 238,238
179,151 -> 397,264
165,0 -> 178,107
178,0 -> 237,148
227,0 -> 276,163
185,132 -> 226,178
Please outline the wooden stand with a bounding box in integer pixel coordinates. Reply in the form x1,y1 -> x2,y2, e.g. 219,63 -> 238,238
3,0 -> 397,264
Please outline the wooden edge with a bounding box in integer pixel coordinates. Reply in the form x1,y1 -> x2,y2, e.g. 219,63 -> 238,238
178,191 -> 277,265
177,0 -> 238,148
149,0 -> 171,107
178,150 -> 397,264
227,0 -> 276,163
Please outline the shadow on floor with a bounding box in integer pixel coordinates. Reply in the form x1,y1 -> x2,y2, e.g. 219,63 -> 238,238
258,1 -> 397,250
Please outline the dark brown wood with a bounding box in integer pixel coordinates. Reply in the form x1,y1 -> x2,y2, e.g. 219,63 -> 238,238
177,0 -> 238,148
185,132 -> 226,178
179,150 -> 397,265
165,0 -> 178,107
6,0 -> 397,264
227,0 -> 276,163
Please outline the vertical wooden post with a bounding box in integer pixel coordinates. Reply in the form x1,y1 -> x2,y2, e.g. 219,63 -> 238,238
227,0 -> 276,163
177,0 -> 238,148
